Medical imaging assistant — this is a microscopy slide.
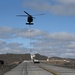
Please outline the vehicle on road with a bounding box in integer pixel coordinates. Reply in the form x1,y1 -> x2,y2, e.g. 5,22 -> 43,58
33,59 -> 40,63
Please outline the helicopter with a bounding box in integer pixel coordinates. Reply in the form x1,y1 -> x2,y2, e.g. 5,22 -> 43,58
17,11 -> 44,25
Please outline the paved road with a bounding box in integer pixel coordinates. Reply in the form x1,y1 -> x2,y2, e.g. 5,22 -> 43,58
3,61 -> 53,75
27,62 -> 53,75
3,61 -> 27,75
40,63 -> 75,75
3,61 -> 75,75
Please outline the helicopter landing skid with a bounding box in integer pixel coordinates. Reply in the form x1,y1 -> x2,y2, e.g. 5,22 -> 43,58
26,23 -> 33,25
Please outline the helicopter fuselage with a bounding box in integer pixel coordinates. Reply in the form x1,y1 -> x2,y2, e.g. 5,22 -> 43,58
27,16 -> 33,24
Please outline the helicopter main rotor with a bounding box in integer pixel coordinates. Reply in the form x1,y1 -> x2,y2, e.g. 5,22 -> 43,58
17,11 -> 44,25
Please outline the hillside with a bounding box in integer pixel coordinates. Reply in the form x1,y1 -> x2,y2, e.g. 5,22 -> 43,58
35,54 -> 48,60
0,54 -> 31,64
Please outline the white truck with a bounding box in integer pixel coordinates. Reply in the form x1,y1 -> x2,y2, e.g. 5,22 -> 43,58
33,59 -> 40,63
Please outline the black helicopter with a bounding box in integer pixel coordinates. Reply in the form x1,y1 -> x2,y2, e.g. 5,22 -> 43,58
17,11 -> 44,25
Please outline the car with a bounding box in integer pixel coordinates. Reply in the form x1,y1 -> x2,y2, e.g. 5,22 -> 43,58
33,59 -> 40,63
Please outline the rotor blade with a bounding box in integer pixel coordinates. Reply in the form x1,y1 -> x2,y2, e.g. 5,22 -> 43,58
33,14 -> 45,16
24,11 -> 31,16
32,14 -> 44,19
16,15 -> 27,17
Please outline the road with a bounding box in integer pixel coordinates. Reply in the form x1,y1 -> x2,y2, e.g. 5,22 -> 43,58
27,61 -> 52,75
3,61 -> 27,75
39,63 -> 75,75
3,61 -> 75,75
3,61 -> 53,75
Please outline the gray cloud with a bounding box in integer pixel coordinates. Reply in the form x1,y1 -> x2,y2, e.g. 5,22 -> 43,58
30,32 -> 75,58
57,0 -> 75,4
0,41 -> 30,54
22,0 -> 75,15
0,27 -> 17,39
44,32 -> 75,41
17,29 -> 46,38
0,27 -> 45,39
0,26 -> 75,58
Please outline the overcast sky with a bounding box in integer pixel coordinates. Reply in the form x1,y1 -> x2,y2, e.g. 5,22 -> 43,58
0,0 -> 75,58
